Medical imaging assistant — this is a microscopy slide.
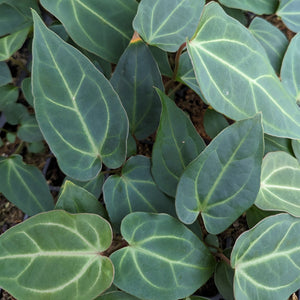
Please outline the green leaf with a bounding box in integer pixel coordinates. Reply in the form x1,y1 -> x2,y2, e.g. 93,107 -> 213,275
21,77 -> 34,106
0,62 -> 12,86
133,0 -> 205,52
176,115 -> 264,234
17,115 -> 44,142
32,11 -> 128,180
103,155 -> 175,230
277,0 -> 300,32
27,141 -> 45,153
203,109 -> 229,139
0,210 -> 114,300
246,205 -> 279,228
264,134 -> 293,155
0,155 -> 54,216
231,213 -> 300,299
187,2 -> 300,139
96,291 -> 140,300
255,151 -> 300,216
40,0 -> 137,63
151,90 -> 205,197
111,37 -> 163,140
111,212 -> 215,300
149,46 -> 173,78
0,84 -> 18,110
222,6 -> 247,25
249,17 -> 288,74
6,132 -> 16,143
281,32 -> 300,100
55,180 -> 107,217
292,139 -> 300,162
126,133 -> 137,158
219,0 -> 278,14
2,103 -> 29,125
0,27 -> 30,61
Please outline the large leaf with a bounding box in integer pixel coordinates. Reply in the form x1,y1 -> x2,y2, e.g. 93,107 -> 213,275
0,210 -> 114,300
0,155 -> 53,216
40,0 -> 137,63
231,213 -> 300,299
187,2 -> 300,139
32,11 -> 128,180
281,32 -> 300,100
249,17 -> 288,74
0,62 -> 12,86
111,212 -> 215,300
151,90 -> 205,197
103,155 -> 175,230
277,0 -> 300,33
255,151 -> 300,216
219,0 -> 278,14
176,115 -> 263,234
111,34 -> 163,140
133,0 -> 205,52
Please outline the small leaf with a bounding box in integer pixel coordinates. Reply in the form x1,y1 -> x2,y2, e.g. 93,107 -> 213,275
55,180 -> 107,217
27,141 -> 45,153
188,2 -> 300,139
246,205 -> 279,228
111,212 -> 215,300
277,0 -> 300,32
103,155 -> 175,230
255,151 -> 300,216
0,62 -> 12,86
21,77 -> 34,106
3,103 -> 29,125
232,213 -> 300,299
111,37 -> 163,140
203,109 -> 229,139
219,0 -> 278,14
0,84 -> 18,110
176,115 -> 264,234
0,155 -> 54,216
151,90 -> 205,197
32,11 -> 128,180
40,0 -> 138,63
17,115 -> 44,142
133,0 -> 205,52
0,210 -> 114,300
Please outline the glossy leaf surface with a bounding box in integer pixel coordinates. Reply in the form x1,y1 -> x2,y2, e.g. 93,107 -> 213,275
111,212 -> 215,300
133,0 -> 205,52
219,0 -> 278,14
32,11 -> 128,180
111,36 -> 163,140
232,213 -> 300,300
103,156 -> 175,230
255,151 -> 300,216
188,2 -> 300,139
0,62 -> 11,86
55,180 -> 106,217
152,90 -> 205,197
176,115 -> 263,234
249,17 -> 288,74
0,155 -> 53,216
0,210 -> 114,300
277,0 -> 300,32
40,0 -> 137,63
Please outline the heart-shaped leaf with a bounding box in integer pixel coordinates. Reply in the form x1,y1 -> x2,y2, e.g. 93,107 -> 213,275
232,213 -> 300,299
255,151 -> 300,216
32,11 -> 128,180
187,2 -> 300,139
17,115 -> 44,142
277,0 -> 300,33
151,90 -> 205,197
111,212 -> 215,300
219,0 -> 278,14
0,210 -> 114,300
176,114 -> 263,234
0,155 -> 54,216
40,0 -> 137,63
133,0 -> 205,52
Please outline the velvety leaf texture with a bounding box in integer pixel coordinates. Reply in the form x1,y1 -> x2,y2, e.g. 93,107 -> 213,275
31,11 -> 128,180
277,0 -> 300,33
219,0 -> 278,14
176,114 -> 264,234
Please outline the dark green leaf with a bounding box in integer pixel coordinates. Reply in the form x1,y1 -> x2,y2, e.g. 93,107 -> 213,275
0,84 -> 18,110
246,205 -> 279,228
96,291 -> 140,300
17,115 -> 44,142
264,134 -> 293,155
219,0 -> 278,14
0,62 -> 12,86
21,77 -> 34,106
149,46 -> 173,77
203,109 -> 229,139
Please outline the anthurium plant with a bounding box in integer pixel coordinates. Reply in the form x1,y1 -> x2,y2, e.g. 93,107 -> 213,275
1,0 -> 300,299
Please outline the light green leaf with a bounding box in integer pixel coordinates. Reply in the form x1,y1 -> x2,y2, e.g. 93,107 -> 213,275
32,11 -> 128,180
0,26 -> 30,61
40,0 -> 137,63
103,155 -> 175,230
133,0 -> 205,52
0,62 -> 12,86
219,0 -> 278,14
281,32 -> 300,100
0,210 -> 114,300
55,180 -> 106,217
277,0 -> 300,32
249,17 -> 288,74
111,212 -> 215,300
246,205 -> 279,228
188,2 -> 300,139
255,151 -> 300,216
264,134 -> 293,155
176,115 -> 264,234
232,213 -> 300,300
151,90 -> 205,197
17,115 -> 44,142
21,77 -> 34,106
96,291 -> 140,300
0,84 -> 18,110
111,37 -> 163,140
0,155 -> 54,216
203,109 -> 229,139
